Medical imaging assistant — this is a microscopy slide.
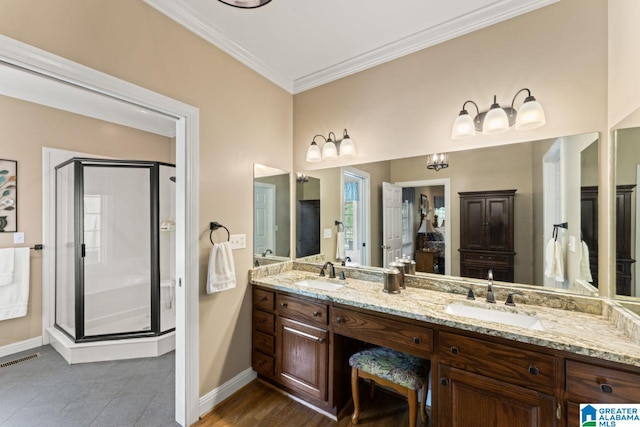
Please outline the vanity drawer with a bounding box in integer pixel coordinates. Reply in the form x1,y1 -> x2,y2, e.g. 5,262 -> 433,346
439,332 -> 556,394
461,252 -> 512,265
332,306 -> 433,359
253,330 -> 275,355
277,294 -> 328,327
253,350 -> 275,377
253,288 -> 275,311
565,360 -> 640,403
254,309 -> 275,334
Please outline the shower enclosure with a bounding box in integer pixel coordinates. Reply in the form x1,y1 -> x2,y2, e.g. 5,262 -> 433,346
55,158 -> 175,342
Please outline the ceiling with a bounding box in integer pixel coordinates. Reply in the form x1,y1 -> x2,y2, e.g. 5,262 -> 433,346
144,0 -> 557,94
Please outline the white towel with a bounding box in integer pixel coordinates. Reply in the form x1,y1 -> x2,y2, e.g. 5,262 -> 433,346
544,238 -> 564,282
0,248 -> 30,320
0,248 -> 15,286
206,242 -> 236,294
580,241 -> 593,282
336,231 -> 346,260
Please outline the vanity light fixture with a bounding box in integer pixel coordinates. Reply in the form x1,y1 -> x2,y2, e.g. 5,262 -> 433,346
426,153 -> 449,171
305,129 -> 356,163
218,0 -> 272,8
451,88 -> 546,139
296,173 -> 309,184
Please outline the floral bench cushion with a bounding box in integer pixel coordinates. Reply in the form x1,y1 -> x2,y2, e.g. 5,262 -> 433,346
349,347 -> 430,390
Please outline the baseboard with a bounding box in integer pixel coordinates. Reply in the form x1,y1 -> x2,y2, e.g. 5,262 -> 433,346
0,336 -> 43,358
198,368 -> 257,417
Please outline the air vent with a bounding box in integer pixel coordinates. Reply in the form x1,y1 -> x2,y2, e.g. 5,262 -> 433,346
0,352 -> 41,369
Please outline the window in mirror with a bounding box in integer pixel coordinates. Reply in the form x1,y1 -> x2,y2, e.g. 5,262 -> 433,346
342,167 -> 370,266
296,175 -> 320,258
615,127 -> 639,297
253,164 -> 290,266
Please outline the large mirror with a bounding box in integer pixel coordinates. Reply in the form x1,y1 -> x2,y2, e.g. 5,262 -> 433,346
296,133 -> 599,293
253,164 -> 291,266
615,109 -> 640,298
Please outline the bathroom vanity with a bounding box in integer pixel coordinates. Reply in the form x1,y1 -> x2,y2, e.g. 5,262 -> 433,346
250,263 -> 640,427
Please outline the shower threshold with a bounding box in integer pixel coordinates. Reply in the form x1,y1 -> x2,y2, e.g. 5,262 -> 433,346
47,326 -> 175,364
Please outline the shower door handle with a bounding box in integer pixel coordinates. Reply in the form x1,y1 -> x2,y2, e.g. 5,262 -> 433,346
81,243 -> 86,258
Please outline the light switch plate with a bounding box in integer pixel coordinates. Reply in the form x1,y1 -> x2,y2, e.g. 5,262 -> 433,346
229,234 -> 246,250
568,236 -> 576,252
323,228 -> 332,239
13,232 -> 24,244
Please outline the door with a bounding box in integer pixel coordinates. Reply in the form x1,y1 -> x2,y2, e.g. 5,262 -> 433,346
438,366 -> 556,427
485,197 -> 512,252
460,197 -> 485,250
382,182 -> 403,266
254,182 -> 276,255
276,316 -> 329,401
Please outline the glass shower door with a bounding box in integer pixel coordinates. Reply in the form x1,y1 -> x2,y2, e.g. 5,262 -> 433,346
55,162 -> 76,338
82,165 -> 152,337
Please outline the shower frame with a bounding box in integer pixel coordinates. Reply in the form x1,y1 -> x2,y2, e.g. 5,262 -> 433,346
54,157 -> 176,343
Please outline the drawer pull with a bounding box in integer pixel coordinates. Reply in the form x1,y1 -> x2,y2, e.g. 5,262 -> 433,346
259,297 -> 267,302
318,338 -> 325,344
600,383 -> 614,393
280,302 -> 288,308
413,337 -> 422,344
450,346 -> 459,355
440,377 -> 449,386
313,311 -> 321,317
336,317 -> 343,324
528,365 -> 539,376
257,360 -> 265,367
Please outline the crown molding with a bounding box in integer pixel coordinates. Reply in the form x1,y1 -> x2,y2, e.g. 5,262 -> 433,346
144,0 -> 558,95
143,0 -> 294,93
293,0 -> 559,93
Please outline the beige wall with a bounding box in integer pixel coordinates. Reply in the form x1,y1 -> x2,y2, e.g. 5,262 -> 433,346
0,0 -> 293,396
0,95 -> 172,348
293,0 -> 608,172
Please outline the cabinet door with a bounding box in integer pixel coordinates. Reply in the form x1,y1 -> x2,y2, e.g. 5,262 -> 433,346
485,196 -> 512,252
460,198 -> 486,250
276,316 -> 329,401
438,365 -> 556,427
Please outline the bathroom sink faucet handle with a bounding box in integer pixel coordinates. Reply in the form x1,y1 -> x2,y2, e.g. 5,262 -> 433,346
505,292 -> 523,306
465,287 -> 475,300
339,271 -> 346,280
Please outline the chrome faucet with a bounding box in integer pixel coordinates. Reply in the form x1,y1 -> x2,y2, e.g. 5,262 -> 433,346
261,249 -> 273,257
320,261 -> 336,279
486,269 -> 496,303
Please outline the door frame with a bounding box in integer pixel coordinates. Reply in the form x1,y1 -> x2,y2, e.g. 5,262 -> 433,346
254,181 -> 276,254
0,35 -> 200,426
394,178 -> 451,276
341,166 -> 371,265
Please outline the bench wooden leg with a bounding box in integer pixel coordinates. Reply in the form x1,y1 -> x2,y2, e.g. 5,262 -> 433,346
408,389 -> 418,427
351,367 -> 360,425
420,380 -> 428,424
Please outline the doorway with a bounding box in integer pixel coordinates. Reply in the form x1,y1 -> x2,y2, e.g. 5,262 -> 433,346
254,182 -> 276,255
342,167 -> 370,266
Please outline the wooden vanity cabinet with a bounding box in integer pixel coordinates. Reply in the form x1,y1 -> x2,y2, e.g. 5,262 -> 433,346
565,359 -> 640,427
252,288 -> 276,378
437,331 -> 558,427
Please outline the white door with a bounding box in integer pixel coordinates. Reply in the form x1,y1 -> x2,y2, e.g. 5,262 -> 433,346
382,182 -> 403,267
254,182 -> 276,255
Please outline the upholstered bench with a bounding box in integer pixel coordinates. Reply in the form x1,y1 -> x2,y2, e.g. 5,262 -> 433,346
349,347 -> 430,427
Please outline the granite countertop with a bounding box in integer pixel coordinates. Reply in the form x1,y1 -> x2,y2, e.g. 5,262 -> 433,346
251,268 -> 640,368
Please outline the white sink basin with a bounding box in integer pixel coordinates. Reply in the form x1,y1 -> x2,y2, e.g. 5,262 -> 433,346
445,303 -> 545,331
294,279 -> 346,291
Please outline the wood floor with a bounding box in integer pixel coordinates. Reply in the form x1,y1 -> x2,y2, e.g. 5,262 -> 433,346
197,380 -> 429,427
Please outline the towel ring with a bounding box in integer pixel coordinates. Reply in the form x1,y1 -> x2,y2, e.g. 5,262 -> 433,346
209,222 -> 230,244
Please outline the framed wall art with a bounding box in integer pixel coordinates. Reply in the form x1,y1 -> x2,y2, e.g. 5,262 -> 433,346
0,159 -> 17,232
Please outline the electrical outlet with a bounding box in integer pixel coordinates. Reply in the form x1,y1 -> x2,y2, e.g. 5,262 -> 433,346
323,228 -> 332,239
229,234 -> 246,250
13,232 -> 24,244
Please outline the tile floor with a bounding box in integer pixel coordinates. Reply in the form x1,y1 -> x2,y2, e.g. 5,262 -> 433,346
0,345 -> 178,427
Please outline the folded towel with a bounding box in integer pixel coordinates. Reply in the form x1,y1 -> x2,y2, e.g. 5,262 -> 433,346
580,241 -> 593,282
0,248 -> 30,320
206,242 -> 236,294
336,231 -> 346,260
544,238 -> 564,282
0,248 -> 15,286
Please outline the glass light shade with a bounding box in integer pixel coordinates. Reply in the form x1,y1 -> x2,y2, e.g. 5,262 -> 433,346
482,107 -> 509,135
451,113 -> 475,139
306,143 -> 322,163
339,137 -> 356,157
322,141 -> 338,159
515,100 -> 546,130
